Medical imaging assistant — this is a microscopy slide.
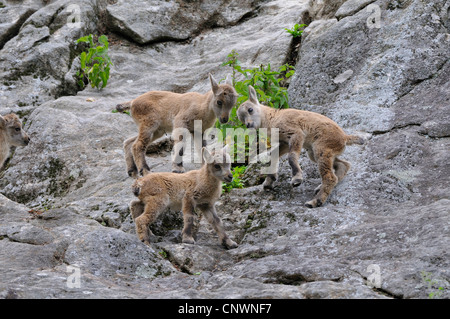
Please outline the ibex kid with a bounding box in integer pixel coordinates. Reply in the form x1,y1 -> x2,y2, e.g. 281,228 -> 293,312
237,86 -> 364,208
117,74 -> 238,177
130,145 -> 238,249
0,113 -> 30,169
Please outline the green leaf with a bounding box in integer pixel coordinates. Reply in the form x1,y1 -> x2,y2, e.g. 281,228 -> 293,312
98,35 -> 109,49
235,82 -> 247,95
105,65 -> 110,78
100,72 -> 108,88
88,34 -> 94,47
76,35 -> 90,44
86,49 -> 95,65
95,46 -> 106,55
100,65 -> 110,88
237,96 -> 248,104
93,56 -> 104,65
256,88 -> 265,98
80,51 -> 86,69
76,34 -> 113,90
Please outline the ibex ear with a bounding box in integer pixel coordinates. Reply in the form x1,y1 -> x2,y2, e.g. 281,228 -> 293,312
0,116 -> 5,129
202,147 -> 214,164
248,85 -> 259,105
209,73 -> 219,95
225,74 -> 232,86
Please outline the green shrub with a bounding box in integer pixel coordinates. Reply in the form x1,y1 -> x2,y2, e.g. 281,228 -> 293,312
221,50 -> 295,110
216,50 -> 295,191
222,165 -> 247,193
76,34 -> 112,90
285,23 -> 307,38
216,50 -> 294,166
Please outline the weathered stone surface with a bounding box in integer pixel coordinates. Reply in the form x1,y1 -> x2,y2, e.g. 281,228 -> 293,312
335,0 -> 377,20
0,0 -> 449,299
289,0 -> 450,133
308,0 -> 349,20
106,0 -> 264,45
64,227 -> 176,279
0,1 -> 41,49
0,0 -> 98,108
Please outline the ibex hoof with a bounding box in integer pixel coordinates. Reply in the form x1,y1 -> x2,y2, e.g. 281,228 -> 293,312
139,168 -> 150,177
223,239 -> 238,250
128,169 -> 138,178
172,167 -> 185,174
305,199 -> 323,209
314,184 -> 322,195
182,237 -> 196,245
291,178 -> 303,187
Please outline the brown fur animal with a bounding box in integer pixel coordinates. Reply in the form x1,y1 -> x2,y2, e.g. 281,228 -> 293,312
237,86 -> 364,208
0,113 -> 30,169
117,74 -> 238,177
130,145 -> 238,249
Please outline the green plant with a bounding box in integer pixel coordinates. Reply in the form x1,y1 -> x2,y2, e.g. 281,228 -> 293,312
222,165 -> 247,193
76,34 -> 112,90
216,50 -> 294,167
221,51 -> 295,109
221,50 -> 240,87
421,271 -> 446,299
111,109 -> 130,116
285,23 -> 307,38
236,63 -> 295,109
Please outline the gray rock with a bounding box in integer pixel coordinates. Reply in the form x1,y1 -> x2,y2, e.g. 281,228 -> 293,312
1,0 -> 449,299
308,0 -> 349,19
0,1 -> 41,49
299,280 -> 387,299
392,60 -> 450,136
0,223 -> 54,245
0,0 -> 99,108
288,0 -> 450,133
335,0 -> 377,20
106,0 -> 263,45
63,227 -> 176,279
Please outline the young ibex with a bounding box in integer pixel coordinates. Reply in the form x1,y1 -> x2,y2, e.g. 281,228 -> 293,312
130,145 -> 238,249
0,113 -> 30,169
117,74 -> 238,177
237,86 -> 364,208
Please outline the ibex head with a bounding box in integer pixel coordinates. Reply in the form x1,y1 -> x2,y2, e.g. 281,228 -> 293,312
209,73 -> 238,125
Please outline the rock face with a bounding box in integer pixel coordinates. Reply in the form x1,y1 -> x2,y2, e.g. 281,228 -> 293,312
0,0 -> 99,110
289,0 -> 449,133
0,0 -> 449,299
106,0 -> 264,45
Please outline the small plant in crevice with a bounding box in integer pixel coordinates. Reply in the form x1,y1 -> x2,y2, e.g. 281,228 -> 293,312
76,34 -> 112,90
222,165 -> 247,193
285,23 -> 307,38
158,250 -> 168,259
284,23 -> 308,67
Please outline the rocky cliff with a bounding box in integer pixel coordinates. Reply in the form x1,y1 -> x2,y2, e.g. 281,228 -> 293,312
0,0 -> 448,299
